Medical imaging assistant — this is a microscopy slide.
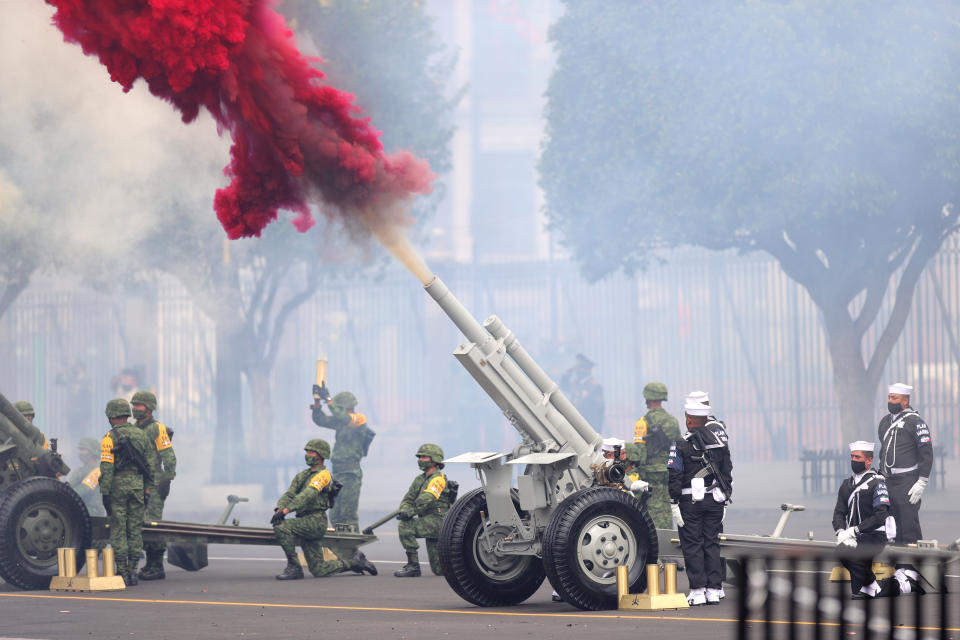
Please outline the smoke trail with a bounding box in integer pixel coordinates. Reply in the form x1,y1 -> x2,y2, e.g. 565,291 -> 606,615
46,0 -> 435,239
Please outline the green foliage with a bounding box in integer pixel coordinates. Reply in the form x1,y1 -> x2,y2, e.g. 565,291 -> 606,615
541,0 -> 960,283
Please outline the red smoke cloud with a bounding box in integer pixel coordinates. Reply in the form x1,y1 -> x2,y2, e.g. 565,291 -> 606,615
46,0 -> 435,238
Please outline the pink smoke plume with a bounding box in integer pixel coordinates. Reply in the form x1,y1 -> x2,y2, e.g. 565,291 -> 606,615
46,0 -> 435,239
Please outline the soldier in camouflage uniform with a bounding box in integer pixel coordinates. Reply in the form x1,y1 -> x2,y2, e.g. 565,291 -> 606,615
625,382 -> 682,529
394,444 -> 452,577
130,391 -> 176,580
14,401 -> 50,450
272,438 -> 377,580
310,387 -> 375,530
99,398 -> 157,586
68,437 -> 105,517
559,354 -> 605,429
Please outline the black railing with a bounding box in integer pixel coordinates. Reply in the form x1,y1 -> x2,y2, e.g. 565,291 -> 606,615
800,447 -> 948,495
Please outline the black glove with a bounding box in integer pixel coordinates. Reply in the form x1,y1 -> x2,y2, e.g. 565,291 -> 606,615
396,512 -> 413,522
270,509 -> 286,527
313,382 -> 331,403
102,495 -> 112,516
158,480 -> 171,500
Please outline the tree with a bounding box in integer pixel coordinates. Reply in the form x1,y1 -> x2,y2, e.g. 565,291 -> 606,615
540,1 -> 960,443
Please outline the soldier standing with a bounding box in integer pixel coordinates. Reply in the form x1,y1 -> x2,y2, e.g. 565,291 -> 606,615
14,401 -> 50,450
130,391 -> 176,580
668,401 -> 732,606
560,353 -> 605,430
394,444 -> 454,577
272,438 -> 376,580
68,437 -> 105,516
833,440 -> 903,599
877,382 -> 932,546
99,398 -> 157,586
311,385 -> 375,530
626,382 -> 682,529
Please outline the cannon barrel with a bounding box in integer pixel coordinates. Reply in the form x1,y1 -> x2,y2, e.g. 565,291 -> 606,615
0,389 -> 70,478
0,391 -> 46,445
424,275 -> 601,462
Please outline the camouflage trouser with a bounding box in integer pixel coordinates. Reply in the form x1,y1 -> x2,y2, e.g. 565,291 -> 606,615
398,513 -> 444,575
273,511 -> 346,577
329,466 -> 361,529
143,490 -> 167,554
638,471 -> 671,529
107,473 -> 145,570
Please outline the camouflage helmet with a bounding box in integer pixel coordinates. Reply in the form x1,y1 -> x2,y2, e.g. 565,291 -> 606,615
13,401 -> 35,417
77,437 -> 100,452
416,443 -> 444,464
642,382 -> 668,402
304,438 -> 331,459
130,390 -> 157,412
332,391 -> 357,410
105,398 -> 132,419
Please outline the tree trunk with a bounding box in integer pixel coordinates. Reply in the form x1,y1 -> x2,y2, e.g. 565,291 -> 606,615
244,363 -> 273,461
213,319 -> 247,483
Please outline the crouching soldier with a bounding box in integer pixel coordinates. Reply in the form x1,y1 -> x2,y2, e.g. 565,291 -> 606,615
272,438 -> 377,580
394,444 -> 456,577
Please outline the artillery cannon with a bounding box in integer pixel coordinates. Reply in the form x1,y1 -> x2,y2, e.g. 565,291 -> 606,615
426,276 -> 658,611
0,389 -> 376,590
0,389 -> 91,589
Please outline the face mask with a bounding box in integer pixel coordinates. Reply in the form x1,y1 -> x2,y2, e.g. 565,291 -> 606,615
851,460 -> 867,473
305,454 -> 320,467
132,409 -> 148,420
887,402 -> 902,415
418,460 -> 433,472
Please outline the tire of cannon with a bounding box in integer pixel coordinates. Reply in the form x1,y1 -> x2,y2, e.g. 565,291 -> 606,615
0,476 -> 91,590
438,488 -> 546,606
542,486 -> 659,610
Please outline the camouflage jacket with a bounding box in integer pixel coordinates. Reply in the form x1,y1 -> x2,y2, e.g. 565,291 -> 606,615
311,407 -> 375,468
630,407 -> 681,473
99,422 -> 157,496
398,468 -> 451,519
136,418 -> 177,484
277,464 -> 334,515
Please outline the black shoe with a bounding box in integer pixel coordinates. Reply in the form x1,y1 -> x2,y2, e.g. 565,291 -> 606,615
139,564 -> 166,580
123,570 -> 138,586
276,563 -> 305,580
851,592 -> 872,600
349,550 -> 377,576
393,562 -> 421,577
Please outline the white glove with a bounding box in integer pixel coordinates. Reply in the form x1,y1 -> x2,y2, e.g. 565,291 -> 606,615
908,477 -> 928,504
836,527 -> 857,545
671,503 -> 684,528
721,506 -> 727,524
839,537 -> 858,549
629,479 -> 650,494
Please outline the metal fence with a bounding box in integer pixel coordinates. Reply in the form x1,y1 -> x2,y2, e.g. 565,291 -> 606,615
1,237 -> 958,471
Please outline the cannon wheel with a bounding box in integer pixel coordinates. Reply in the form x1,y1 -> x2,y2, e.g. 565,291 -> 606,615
0,477 -> 91,590
438,488 -> 545,606
542,486 -> 658,610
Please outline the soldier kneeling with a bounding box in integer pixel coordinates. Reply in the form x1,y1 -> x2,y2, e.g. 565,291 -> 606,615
394,444 -> 456,577
272,439 -> 377,580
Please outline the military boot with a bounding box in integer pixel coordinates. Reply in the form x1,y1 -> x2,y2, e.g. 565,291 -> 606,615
126,558 -> 139,586
393,552 -> 421,577
139,550 -> 166,580
349,550 -> 378,576
276,553 -> 305,580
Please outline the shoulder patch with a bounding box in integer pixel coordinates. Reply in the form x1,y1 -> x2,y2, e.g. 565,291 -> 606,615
308,469 -> 332,492
155,423 -> 173,451
100,434 -> 115,463
348,412 -> 367,427
82,467 -> 102,489
634,417 -> 647,442
424,474 -> 446,499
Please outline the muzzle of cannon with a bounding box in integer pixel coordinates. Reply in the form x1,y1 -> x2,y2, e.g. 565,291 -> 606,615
425,275 -> 658,611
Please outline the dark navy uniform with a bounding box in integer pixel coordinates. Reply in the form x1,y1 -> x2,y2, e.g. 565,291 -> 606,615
667,427 -> 732,592
832,469 -> 891,595
877,407 -> 932,544
706,416 -> 728,445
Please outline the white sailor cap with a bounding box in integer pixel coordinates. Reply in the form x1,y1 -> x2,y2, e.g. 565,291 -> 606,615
684,401 -> 710,417
686,390 -> 709,404
849,440 -> 875,453
888,382 -> 913,396
601,437 -> 625,453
